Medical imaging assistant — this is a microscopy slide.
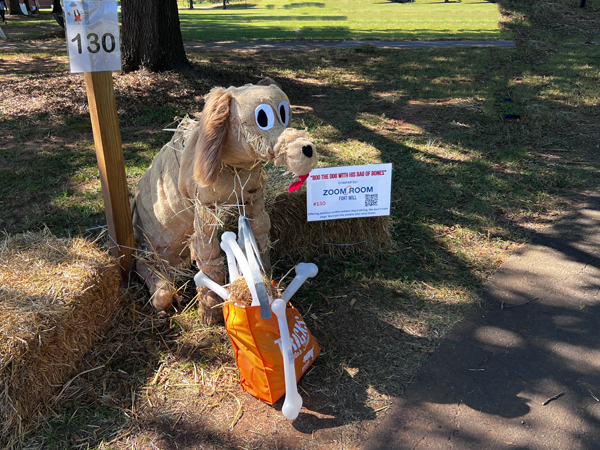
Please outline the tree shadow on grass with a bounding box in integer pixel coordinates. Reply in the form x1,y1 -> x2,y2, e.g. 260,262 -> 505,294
6,36 -> 600,448
179,43 -> 600,447
363,199 -> 600,448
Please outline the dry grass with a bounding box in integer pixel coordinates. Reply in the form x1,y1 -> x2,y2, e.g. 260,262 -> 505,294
0,229 -> 121,449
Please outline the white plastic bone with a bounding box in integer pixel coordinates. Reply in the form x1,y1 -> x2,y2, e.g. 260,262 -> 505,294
194,271 -> 229,300
221,232 -> 261,306
283,263 -> 318,302
220,240 -> 239,283
271,298 -> 303,420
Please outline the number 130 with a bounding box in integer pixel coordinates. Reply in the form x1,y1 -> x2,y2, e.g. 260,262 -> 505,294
71,32 -> 116,54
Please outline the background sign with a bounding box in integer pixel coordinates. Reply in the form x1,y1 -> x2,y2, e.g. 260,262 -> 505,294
306,163 -> 392,222
63,0 -> 121,73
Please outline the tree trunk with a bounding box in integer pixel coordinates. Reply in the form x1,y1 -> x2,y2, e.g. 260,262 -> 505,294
189,0 -> 194,9
8,0 -> 23,15
121,0 -> 191,72
222,0 -> 226,9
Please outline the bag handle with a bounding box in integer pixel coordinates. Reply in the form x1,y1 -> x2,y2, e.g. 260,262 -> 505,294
238,216 -> 272,319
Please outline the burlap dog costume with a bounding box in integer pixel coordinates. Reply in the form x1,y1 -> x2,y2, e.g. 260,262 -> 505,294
132,79 -> 317,322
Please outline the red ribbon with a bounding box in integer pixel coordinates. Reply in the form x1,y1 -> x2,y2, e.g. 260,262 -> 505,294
288,174 -> 309,193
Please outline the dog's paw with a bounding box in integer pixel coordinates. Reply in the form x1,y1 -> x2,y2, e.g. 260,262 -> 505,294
198,287 -> 225,325
151,281 -> 176,315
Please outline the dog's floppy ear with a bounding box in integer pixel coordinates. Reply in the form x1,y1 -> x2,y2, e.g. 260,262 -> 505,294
193,87 -> 232,187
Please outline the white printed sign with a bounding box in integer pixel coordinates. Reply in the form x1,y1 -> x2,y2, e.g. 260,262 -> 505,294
306,163 -> 392,222
63,0 -> 121,73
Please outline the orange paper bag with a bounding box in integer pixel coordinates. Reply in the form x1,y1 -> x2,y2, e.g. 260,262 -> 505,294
223,301 -> 320,405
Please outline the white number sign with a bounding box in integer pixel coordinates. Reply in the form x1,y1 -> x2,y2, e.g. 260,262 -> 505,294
306,163 -> 392,222
63,0 -> 121,73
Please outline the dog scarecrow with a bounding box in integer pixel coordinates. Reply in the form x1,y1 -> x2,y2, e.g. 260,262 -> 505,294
132,79 -> 317,323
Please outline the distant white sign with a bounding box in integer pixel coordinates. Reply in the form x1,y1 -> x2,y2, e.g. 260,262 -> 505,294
306,163 -> 392,222
63,0 -> 121,73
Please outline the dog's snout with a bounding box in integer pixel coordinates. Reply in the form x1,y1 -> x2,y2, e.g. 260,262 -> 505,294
302,145 -> 314,158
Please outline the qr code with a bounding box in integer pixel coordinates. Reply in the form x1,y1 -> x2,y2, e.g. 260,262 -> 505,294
365,194 -> 378,207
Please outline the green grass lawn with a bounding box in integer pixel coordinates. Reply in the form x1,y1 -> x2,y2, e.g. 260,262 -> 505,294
16,1 -> 506,42
178,0 -> 507,41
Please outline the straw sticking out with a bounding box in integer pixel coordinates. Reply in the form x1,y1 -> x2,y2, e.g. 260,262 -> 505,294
243,128 -> 271,158
228,275 -> 281,306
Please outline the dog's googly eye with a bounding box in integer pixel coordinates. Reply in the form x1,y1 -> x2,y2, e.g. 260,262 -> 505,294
278,101 -> 290,126
255,104 -> 275,130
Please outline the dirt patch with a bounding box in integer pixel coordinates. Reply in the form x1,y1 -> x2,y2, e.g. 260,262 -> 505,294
0,54 -> 69,80
123,320 -> 404,450
2,24 -> 62,37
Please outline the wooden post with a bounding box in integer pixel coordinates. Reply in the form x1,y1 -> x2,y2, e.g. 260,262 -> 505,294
84,71 -> 135,283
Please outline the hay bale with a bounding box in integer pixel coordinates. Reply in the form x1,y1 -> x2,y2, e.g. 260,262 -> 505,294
0,230 -> 121,448
220,164 -> 396,263
219,166 -> 393,264
266,188 -> 393,263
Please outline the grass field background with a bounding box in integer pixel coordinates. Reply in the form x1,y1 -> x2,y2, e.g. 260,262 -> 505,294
28,0 -> 505,42
177,0 -> 507,41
